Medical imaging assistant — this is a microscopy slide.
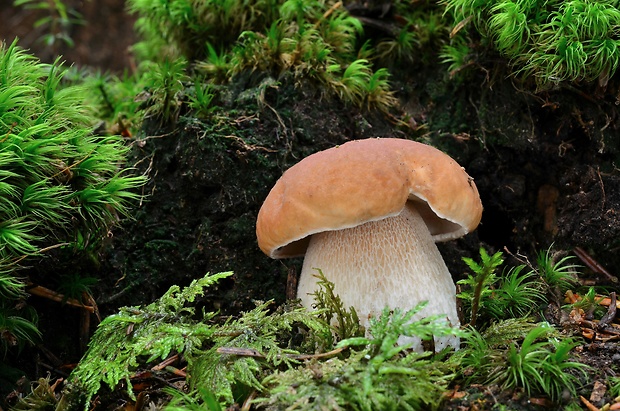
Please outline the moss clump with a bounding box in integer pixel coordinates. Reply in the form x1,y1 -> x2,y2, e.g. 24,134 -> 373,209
62,271 -> 461,410
442,0 -> 620,89
0,39 -> 144,361
124,0 -> 400,114
62,271 -> 330,408
455,322 -> 588,402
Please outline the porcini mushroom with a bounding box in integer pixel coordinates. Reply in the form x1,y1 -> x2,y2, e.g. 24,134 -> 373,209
256,138 -> 482,351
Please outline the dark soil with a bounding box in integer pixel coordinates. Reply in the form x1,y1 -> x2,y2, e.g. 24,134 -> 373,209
97,78 -> 411,316
88,69 -> 620,409
0,0 -> 136,72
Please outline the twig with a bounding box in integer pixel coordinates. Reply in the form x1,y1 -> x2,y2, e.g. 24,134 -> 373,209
82,292 -> 101,322
580,320 -> 620,336
450,15 -> 473,38
580,395 -> 600,411
223,135 -> 277,153
262,101 -> 288,134
49,148 -> 98,181
314,1 -> 342,30
164,365 -> 187,378
10,242 -> 70,266
26,282 -> 96,313
596,167 -> 606,211
151,354 -> 180,371
574,247 -> 618,283
216,346 -> 345,361
503,246 -> 532,268
134,130 -> 178,142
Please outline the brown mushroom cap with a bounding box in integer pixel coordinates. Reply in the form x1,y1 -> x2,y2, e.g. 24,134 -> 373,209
256,138 -> 482,259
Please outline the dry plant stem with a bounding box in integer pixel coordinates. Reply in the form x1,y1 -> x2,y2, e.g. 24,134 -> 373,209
582,321 -> 620,336
164,365 -> 187,378
84,292 -> 101,322
26,282 -> 96,313
581,395 -> 601,411
216,346 -> 345,361
10,242 -> 70,266
151,354 -> 180,371
314,1 -> 342,29
574,246 -> 618,283
450,15 -> 473,38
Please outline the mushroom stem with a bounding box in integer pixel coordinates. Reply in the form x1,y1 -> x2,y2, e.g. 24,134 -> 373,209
298,202 -> 460,352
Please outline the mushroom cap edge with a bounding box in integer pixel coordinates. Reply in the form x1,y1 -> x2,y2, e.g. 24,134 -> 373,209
256,138 -> 483,259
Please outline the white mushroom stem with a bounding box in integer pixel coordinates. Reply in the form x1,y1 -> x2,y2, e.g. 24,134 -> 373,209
297,202 -> 460,352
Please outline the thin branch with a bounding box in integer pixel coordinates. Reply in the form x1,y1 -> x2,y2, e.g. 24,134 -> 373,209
216,346 -> 345,361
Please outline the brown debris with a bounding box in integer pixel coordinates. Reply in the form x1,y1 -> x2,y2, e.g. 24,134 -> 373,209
590,380 -> 608,404
536,184 -> 559,236
528,397 -> 553,407
599,293 -> 618,330
565,291 -> 620,342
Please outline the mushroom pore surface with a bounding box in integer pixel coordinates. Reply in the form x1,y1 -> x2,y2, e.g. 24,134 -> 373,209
298,202 -> 460,352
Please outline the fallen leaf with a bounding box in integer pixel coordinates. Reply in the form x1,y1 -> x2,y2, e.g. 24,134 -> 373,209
529,397 -> 553,407
591,380 -> 607,403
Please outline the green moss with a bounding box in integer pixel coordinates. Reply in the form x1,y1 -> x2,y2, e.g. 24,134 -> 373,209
456,322 -> 589,401
442,0 -> 620,89
0,40 -> 145,355
259,347 -> 454,410
62,271 -> 331,408
62,271 -> 462,410
123,0 -> 400,114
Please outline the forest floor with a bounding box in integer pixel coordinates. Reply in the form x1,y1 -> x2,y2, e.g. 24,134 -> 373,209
3,1 -> 620,410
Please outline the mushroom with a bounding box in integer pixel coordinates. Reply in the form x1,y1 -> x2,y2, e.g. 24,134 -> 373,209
256,138 -> 482,351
